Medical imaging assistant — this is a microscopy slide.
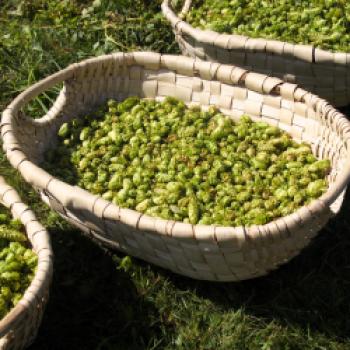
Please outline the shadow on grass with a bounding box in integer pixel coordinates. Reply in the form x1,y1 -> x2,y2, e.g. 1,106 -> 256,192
165,187 -> 350,341
30,189 -> 350,348
28,229 -> 161,350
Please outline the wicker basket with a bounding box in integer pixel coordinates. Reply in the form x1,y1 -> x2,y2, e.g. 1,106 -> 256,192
161,0 -> 350,107
0,177 -> 52,349
2,52 -> 350,282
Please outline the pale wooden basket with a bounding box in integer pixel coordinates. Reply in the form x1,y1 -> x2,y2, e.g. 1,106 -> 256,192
2,52 -> 350,282
162,0 -> 350,107
0,177 -> 52,350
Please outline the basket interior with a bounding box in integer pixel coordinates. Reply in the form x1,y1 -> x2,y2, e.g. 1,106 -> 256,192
5,54 -> 350,215
3,53 -> 350,281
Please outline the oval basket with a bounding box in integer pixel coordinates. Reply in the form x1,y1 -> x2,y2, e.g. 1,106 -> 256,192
0,177 -> 52,349
2,52 -> 350,282
161,0 -> 350,107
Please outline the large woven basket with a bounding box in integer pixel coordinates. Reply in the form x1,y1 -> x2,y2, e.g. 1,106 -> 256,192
2,52 -> 350,282
162,0 -> 350,107
0,177 -> 52,349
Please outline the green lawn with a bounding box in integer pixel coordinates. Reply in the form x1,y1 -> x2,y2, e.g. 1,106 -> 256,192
1,1 -> 350,349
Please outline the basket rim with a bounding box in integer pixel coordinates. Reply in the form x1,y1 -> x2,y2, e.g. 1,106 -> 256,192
2,52 -> 350,243
0,176 -> 53,339
161,0 -> 350,64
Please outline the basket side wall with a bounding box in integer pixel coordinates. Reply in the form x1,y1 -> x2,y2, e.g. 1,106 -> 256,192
0,179 -> 52,349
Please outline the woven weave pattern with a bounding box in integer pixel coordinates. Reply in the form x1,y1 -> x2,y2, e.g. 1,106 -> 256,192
162,0 -> 350,107
2,52 -> 350,282
0,177 -> 52,350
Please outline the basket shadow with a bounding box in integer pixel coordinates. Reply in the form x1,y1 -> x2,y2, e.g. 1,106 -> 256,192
162,187 -> 350,341
28,229 -> 160,350
31,186 -> 350,346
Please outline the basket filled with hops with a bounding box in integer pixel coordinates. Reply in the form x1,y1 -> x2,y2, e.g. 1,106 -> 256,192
162,0 -> 350,107
2,51 -> 350,282
0,177 -> 52,349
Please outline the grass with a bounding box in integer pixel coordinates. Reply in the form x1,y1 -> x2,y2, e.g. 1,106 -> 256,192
1,1 -> 350,349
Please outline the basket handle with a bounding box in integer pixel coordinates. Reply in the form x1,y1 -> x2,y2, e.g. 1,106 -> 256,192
163,0 -> 192,18
319,139 -> 350,215
1,54 -> 115,127
1,65 -> 73,128
179,0 -> 192,17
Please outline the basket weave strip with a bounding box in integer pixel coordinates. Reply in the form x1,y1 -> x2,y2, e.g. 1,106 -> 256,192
0,177 -> 52,349
161,0 -> 350,107
2,52 -> 350,281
